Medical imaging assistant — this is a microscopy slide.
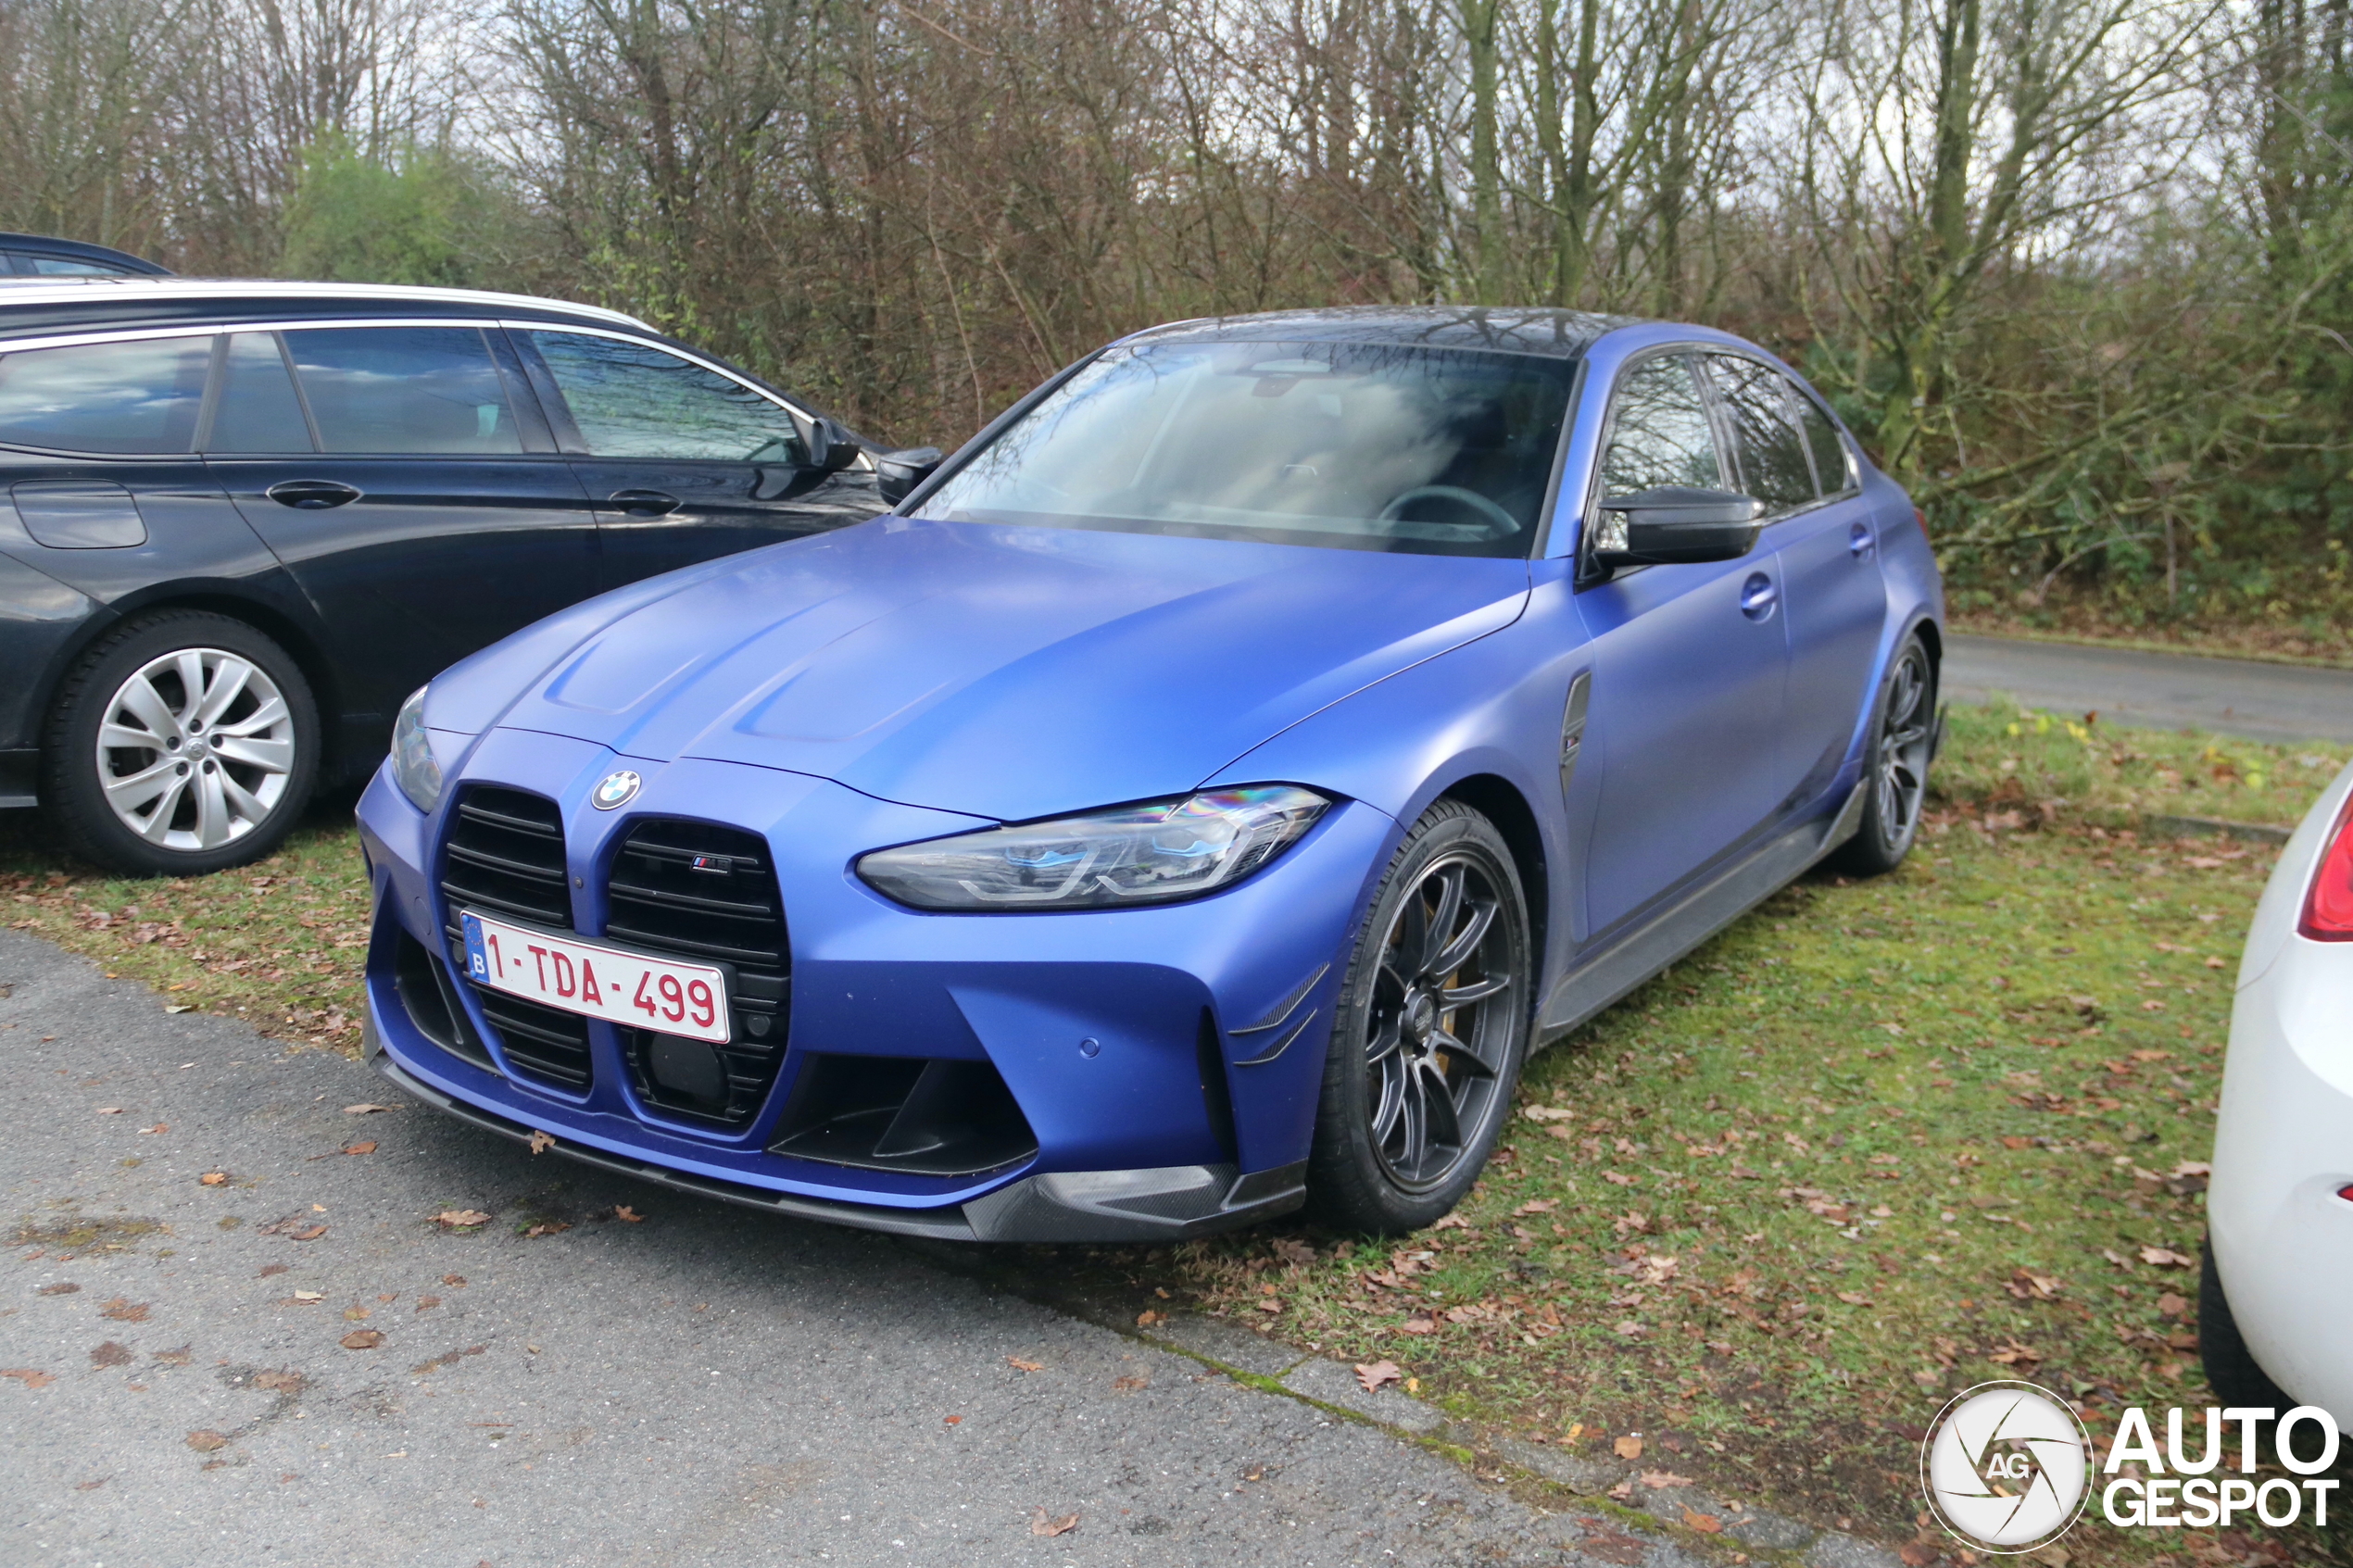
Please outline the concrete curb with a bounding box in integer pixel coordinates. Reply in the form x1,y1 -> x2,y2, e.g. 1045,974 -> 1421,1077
1130,1315 -> 1912,1568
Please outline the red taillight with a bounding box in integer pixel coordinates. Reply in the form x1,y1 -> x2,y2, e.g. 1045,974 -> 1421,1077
2302,798 -> 2353,940
1913,506 -> 1931,544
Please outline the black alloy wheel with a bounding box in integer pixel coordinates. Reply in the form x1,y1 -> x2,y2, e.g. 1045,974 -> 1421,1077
1307,798 -> 1530,1234
1830,630 -> 1935,876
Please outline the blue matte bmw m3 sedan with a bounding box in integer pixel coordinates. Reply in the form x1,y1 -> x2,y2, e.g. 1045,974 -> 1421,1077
356,307 -> 1944,1241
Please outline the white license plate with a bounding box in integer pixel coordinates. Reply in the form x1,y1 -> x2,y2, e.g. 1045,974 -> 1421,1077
459,909 -> 731,1044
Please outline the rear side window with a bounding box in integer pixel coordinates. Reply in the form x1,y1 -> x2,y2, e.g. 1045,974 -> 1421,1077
19,256 -> 129,276
527,331 -> 804,462
284,326 -> 523,454
1794,394 -> 1852,494
1704,356 -> 1815,512
1597,355 -> 1723,496
0,336 -> 210,453
206,332 -> 314,453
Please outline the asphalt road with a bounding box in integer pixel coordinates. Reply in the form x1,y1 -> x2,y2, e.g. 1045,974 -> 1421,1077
1944,633 -> 2353,743
0,928 -> 1716,1568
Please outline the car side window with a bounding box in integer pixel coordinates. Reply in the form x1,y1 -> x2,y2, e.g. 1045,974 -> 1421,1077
205,332 -> 316,453
1703,355 -> 1816,513
22,256 -> 129,276
0,335 -> 210,453
1597,354 -> 1723,496
283,326 -> 524,455
526,331 -> 805,463
1793,391 -> 1853,495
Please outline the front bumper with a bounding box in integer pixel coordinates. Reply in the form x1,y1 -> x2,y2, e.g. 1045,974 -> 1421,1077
356,727 -> 1392,1241
2208,930 -> 2353,1420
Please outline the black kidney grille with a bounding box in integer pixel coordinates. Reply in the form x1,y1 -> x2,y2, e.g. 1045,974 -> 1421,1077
438,784 -> 592,1090
605,819 -> 789,1125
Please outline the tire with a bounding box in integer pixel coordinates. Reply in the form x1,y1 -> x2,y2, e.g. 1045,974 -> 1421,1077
1826,630 -> 1935,877
1305,798 -> 1532,1235
2200,1239 -> 2289,1411
42,610 -> 321,877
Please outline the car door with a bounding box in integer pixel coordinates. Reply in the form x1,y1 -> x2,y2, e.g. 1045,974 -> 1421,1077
1703,354 -> 1886,808
1575,350 -> 1791,938
205,323 -> 599,730
510,325 -> 881,590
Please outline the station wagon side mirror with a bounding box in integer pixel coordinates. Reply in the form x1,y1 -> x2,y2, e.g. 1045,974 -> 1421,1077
806,416 -> 863,474
1591,487 -> 1765,569
876,446 -> 945,507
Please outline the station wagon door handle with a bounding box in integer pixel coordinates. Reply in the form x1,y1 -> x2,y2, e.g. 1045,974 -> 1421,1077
1740,571 -> 1778,620
264,479 -> 362,510
608,489 -> 681,518
1848,521 -> 1875,558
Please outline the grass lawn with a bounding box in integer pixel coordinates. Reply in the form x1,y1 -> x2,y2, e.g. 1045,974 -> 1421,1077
6,699 -> 2350,1564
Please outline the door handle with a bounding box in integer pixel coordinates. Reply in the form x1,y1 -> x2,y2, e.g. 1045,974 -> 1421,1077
1848,521 -> 1875,558
1740,571 -> 1778,620
607,489 -> 680,518
264,479 -> 361,510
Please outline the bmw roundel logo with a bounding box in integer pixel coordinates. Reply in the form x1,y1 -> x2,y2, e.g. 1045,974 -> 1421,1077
592,770 -> 642,810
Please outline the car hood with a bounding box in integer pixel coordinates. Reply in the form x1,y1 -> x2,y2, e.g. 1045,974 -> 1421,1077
460,516 -> 1529,822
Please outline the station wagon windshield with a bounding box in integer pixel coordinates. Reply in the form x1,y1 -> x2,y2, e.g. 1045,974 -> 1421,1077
921,341 -> 1578,557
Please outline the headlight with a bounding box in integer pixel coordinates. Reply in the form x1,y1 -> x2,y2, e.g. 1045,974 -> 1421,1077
857,785 -> 1329,910
390,686 -> 444,813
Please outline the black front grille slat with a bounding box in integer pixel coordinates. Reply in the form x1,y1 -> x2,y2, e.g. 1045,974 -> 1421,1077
437,784 -> 591,1090
606,819 -> 791,1127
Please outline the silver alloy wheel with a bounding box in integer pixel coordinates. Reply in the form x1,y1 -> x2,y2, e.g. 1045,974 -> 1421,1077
1362,851 -> 1522,1192
1873,641 -> 1934,850
94,646 -> 296,852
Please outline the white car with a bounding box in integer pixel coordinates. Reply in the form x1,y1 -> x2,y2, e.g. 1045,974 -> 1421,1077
2208,757 -> 2353,1418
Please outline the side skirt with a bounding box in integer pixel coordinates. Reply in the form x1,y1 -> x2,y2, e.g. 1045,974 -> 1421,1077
1535,781 -> 1867,1046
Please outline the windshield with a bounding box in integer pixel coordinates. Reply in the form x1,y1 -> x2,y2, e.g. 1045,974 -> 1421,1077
920,340 -> 1578,557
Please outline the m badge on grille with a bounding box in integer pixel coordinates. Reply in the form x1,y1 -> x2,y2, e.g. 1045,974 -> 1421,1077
593,770 -> 642,810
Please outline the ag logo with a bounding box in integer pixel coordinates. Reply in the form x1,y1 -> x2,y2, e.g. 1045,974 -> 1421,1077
1920,1380 -> 2092,1552
592,770 -> 642,810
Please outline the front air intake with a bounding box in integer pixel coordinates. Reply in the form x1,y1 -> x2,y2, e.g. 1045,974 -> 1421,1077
767,1054 -> 1038,1176
437,785 -> 592,1089
604,819 -> 790,1126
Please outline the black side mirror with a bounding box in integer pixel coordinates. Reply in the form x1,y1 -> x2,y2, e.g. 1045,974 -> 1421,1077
1591,486 -> 1764,568
875,446 -> 945,507
806,417 -> 862,474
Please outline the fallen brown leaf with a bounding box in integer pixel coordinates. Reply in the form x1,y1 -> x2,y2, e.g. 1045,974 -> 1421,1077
1354,1360 -> 1403,1393
527,1130 -> 556,1155
1398,1315 -> 1438,1336
258,1264 -> 288,1278
95,1107 -> 122,1115
612,1206 -> 644,1223
198,1172 -> 228,1186
442,1273 -> 467,1287
410,1345 -> 486,1374
343,1104 -> 397,1115
98,1298 -> 150,1323
343,1307 -> 371,1322
1029,1510 -> 1079,1537
1111,1375 -> 1148,1392
90,1341 -> 133,1368
341,1142 -> 376,1157
287,1225 -> 328,1242
1613,1435 -> 1644,1460
1681,1508 -> 1723,1534
415,1296 -> 441,1312
2157,1292 -> 2190,1318
35,1282 -> 79,1296
339,1330 -> 384,1350
1006,1356 -> 1044,1373
1134,1310 -> 1160,1327
185,1430 -> 229,1451
252,1370 -> 303,1393
2140,1247 -> 2195,1269
1640,1470 -> 1692,1488
2,1369 -> 55,1389
433,1210 -> 491,1230
151,1346 -> 191,1366
522,1222 -> 571,1239
1514,1198 -> 1559,1215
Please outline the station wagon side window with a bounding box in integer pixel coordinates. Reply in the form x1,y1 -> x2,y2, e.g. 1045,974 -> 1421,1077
203,332 -> 317,453
523,331 -> 806,463
1703,355 -> 1816,516
0,335 -> 210,453
281,326 -> 525,455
